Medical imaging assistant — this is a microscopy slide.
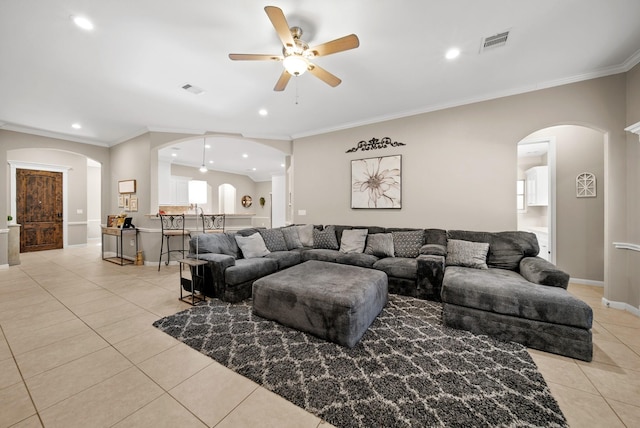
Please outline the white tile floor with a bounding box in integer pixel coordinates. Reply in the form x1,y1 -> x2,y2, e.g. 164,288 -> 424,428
1,243 -> 639,427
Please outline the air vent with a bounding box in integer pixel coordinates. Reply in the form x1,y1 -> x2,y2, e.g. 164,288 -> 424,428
181,83 -> 205,95
480,30 -> 510,52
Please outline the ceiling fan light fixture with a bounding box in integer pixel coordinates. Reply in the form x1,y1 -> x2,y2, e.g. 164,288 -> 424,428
283,55 -> 309,76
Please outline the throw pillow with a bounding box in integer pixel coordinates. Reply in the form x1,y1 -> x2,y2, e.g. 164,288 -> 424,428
392,230 -> 424,258
281,226 -> 303,250
313,225 -> 339,250
446,239 -> 490,269
258,228 -> 288,252
235,233 -> 270,259
296,224 -> 314,247
339,229 -> 369,253
364,233 -> 395,258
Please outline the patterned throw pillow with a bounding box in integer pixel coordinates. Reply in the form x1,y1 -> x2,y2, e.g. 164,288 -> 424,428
313,225 -> 339,250
391,230 -> 424,258
258,228 -> 288,252
364,233 -> 395,258
446,239 -> 490,269
281,226 -> 303,250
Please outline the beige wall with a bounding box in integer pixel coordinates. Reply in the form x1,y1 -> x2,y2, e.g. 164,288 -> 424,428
625,64 -> 640,310
293,74 -> 630,305
0,130 -> 110,264
524,126 -> 605,281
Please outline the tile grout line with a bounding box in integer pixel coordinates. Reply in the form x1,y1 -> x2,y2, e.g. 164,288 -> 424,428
0,323 -> 45,428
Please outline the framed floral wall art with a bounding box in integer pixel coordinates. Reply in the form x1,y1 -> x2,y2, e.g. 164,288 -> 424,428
351,155 -> 401,209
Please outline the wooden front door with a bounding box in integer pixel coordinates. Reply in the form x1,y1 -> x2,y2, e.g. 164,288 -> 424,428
16,169 -> 63,252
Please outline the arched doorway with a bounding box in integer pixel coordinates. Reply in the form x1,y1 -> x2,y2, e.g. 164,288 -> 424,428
517,125 -> 605,283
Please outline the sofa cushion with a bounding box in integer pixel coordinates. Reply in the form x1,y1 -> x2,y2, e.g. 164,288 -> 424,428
339,229 -> 368,253
441,266 -> 592,329
296,224 -> 314,247
314,225 -> 339,250
224,258 -> 278,286
373,257 -> 417,280
447,230 -> 539,271
335,252 -> 379,268
446,239 -> 489,269
391,230 -> 423,258
420,244 -> 446,257
190,233 -> 239,258
364,233 -> 395,258
265,251 -> 303,270
258,228 -> 288,252
235,233 -> 270,259
302,249 -> 340,263
281,226 -> 303,250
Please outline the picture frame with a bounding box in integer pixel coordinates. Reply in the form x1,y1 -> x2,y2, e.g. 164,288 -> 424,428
118,194 -> 124,208
118,179 -> 136,194
107,215 -> 117,227
129,195 -> 138,212
351,155 -> 402,209
124,194 -> 130,211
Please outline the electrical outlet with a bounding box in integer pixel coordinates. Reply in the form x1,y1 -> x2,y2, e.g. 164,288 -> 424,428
298,209 -> 306,216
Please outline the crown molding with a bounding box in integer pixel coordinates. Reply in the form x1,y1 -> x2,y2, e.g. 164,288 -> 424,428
0,123 -> 109,147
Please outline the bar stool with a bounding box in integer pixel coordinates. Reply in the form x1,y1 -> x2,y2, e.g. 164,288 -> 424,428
201,213 -> 225,233
158,214 -> 190,270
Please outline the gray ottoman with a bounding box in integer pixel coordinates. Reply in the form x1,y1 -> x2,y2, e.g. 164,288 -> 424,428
252,260 -> 388,347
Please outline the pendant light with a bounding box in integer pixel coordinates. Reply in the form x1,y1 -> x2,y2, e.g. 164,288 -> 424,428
199,138 -> 208,173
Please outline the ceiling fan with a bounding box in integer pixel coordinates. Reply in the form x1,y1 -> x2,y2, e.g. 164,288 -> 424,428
229,6 -> 359,91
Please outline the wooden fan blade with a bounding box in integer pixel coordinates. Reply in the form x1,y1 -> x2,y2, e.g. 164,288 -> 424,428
308,63 -> 341,87
274,70 -> 292,91
264,6 -> 295,49
229,53 -> 282,61
310,34 -> 360,57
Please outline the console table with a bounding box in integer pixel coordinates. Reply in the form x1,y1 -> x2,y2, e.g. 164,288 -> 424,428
101,226 -> 138,265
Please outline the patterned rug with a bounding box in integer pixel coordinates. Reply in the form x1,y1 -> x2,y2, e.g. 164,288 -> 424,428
153,295 -> 567,428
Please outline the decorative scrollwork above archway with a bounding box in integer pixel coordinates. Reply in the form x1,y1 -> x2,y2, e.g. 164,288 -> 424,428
346,137 -> 406,153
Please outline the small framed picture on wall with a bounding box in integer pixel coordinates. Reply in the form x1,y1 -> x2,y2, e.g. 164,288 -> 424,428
118,194 -> 124,208
130,196 -> 138,212
124,194 -> 130,211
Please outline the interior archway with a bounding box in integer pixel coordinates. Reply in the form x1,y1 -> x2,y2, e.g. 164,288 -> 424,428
517,125 -> 605,284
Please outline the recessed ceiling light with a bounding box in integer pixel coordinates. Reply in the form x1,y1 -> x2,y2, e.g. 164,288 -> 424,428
71,123 -> 82,129
445,48 -> 460,60
209,160 -> 214,164
259,109 -> 268,116
252,168 -> 257,171
205,144 -> 211,149
171,153 -> 177,157
242,153 -> 248,158
71,15 -> 94,31
280,163 -> 285,167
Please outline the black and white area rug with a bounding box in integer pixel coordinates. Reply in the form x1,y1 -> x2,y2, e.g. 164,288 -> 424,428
153,295 -> 567,428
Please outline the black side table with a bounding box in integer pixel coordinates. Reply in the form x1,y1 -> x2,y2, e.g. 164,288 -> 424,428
178,258 -> 208,305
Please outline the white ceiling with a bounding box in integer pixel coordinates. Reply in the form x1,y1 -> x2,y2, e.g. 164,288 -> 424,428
2,1 -> 640,179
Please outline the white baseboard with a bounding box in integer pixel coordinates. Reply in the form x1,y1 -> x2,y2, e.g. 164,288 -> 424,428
570,278 -> 604,287
0,264 -> 8,270
601,297 -> 640,317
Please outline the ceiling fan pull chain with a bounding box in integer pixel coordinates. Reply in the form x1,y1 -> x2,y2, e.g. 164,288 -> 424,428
295,78 -> 300,105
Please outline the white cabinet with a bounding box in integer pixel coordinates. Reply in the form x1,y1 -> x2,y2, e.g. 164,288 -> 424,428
526,166 -> 549,206
160,175 -> 190,205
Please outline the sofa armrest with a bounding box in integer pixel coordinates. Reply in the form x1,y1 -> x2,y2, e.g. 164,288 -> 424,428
519,256 -> 570,289
188,253 -> 236,297
416,254 -> 445,300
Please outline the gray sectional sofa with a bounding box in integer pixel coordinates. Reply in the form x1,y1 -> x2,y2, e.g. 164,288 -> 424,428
187,224 -> 593,361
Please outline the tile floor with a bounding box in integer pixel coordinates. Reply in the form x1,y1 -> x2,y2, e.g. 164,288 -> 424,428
1,243 -> 639,427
